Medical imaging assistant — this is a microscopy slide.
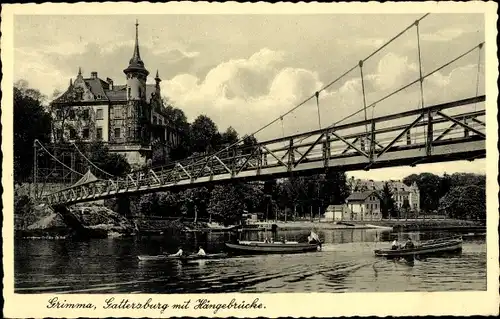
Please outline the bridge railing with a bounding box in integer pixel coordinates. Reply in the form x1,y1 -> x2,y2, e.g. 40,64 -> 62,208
44,95 -> 485,206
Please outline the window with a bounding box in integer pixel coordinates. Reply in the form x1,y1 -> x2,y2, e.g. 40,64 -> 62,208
114,107 -> 122,119
69,128 -> 76,139
56,129 -> 63,140
96,127 -> 103,140
69,109 -> 75,120
96,108 -> 103,120
56,110 -> 63,119
82,109 -> 90,120
114,128 -> 121,139
153,116 -> 157,125
82,128 -> 90,139
127,88 -> 131,99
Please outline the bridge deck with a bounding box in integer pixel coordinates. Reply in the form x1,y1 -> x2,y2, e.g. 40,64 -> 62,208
45,95 -> 486,205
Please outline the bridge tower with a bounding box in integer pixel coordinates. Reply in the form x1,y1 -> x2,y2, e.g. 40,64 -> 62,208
123,19 -> 150,145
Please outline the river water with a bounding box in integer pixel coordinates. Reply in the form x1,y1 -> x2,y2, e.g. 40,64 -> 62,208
15,229 -> 486,293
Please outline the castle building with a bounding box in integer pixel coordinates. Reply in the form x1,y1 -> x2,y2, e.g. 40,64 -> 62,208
349,178 -> 420,212
50,21 -> 179,165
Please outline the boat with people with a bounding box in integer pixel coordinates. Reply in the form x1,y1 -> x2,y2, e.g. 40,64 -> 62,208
374,236 -> 463,259
137,253 -> 227,261
225,241 -> 320,254
225,231 -> 322,255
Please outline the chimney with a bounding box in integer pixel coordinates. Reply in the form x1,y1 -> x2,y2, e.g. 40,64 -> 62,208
106,77 -> 114,90
91,71 -> 98,79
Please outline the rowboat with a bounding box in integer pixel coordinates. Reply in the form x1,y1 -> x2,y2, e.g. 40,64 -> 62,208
137,253 -> 227,261
374,237 -> 463,259
225,241 -> 320,254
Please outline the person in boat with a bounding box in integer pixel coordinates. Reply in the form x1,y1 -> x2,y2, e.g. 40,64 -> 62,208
391,239 -> 400,250
197,246 -> 206,256
171,246 -> 183,257
403,238 -> 415,249
264,237 -> 270,243
308,230 -> 320,244
280,236 -> 286,244
308,230 -> 322,250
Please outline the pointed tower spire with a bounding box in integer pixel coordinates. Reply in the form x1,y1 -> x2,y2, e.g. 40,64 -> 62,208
78,67 -> 82,77
132,19 -> 141,63
155,69 -> 161,82
124,20 -> 149,76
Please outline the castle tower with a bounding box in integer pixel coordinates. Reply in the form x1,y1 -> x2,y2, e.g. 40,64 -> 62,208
123,20 -> 150,143
124,20 -> 149,100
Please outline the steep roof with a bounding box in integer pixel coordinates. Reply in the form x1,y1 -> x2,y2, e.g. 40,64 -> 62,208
346,190 -> 378,201
103,84 -> 157,103
83,78 -> 109,101
351,179 -> 415,192
53,80 -> 158,104
72,169 -> 99,187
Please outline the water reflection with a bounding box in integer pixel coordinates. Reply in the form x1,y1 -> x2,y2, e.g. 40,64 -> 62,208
15,229 -> 486,293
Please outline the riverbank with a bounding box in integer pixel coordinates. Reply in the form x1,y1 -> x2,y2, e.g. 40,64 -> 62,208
275,221 -> 380,230
273,219 -> 484,232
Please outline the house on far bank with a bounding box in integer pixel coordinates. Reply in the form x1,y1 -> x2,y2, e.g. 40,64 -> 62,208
324,204 -> 350,222
349,178 -> 420,212
345,190 -> 382,221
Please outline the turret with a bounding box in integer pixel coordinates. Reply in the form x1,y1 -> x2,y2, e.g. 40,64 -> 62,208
123,20 -> 149,101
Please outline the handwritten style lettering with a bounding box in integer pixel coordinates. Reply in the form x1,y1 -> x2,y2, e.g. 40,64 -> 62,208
103,297 -> 169,314
47,297 -> 95,309
194,298 -> 264,314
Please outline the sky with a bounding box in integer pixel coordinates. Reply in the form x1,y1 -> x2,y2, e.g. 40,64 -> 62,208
13,13 -> 486,180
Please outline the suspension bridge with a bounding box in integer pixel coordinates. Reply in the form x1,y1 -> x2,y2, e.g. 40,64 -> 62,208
36,14 -> 486,206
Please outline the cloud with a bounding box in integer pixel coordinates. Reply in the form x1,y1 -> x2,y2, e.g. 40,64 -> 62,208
162,46 -> 484,144
151,48 -> 200,61
421,28 -> 466,42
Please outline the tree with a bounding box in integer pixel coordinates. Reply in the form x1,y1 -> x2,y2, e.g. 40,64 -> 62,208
190,115 -> 219,154
242,135 -> 258,154
78,141 -> 131,177
402,174 -> 419,187
207,185 -> 245,225
379,182 -> 395,219
180,187 -> 211,221
403,172 -> 442,212
157,191 -> 182,217
163,101 -> 192,161
14,83 -> 52,183
138,193 -> 160,216
220,126 -> 239,146
439,185 -> 485,220
323,170 -> 350,206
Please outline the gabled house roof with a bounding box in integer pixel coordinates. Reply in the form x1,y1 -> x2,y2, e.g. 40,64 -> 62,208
346,190 -> 379,202
52,78 -> 158,104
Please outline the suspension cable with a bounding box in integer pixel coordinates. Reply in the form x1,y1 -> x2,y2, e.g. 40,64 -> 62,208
332,42 -> 484,128
71,142 -> 115,178
315,91 -> 322,129
416,20 -> 426,139
280,116 -> 286,147
35,140 -> 84,176
130,13 -> 432,174
294,13 -> 431,145
474,43 -> 483,112
359,60 -> 369,146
